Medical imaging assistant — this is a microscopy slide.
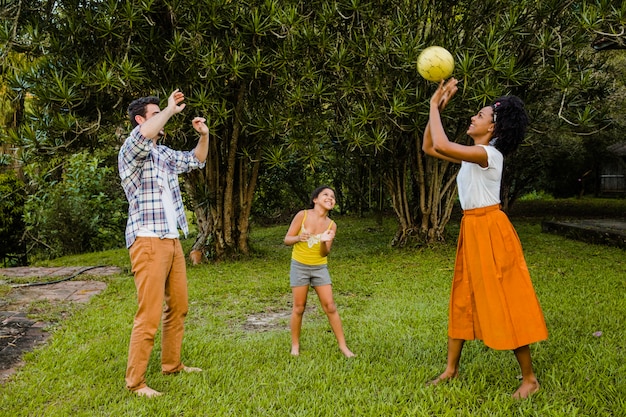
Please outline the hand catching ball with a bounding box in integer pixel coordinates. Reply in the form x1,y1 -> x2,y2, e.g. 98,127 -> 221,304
417,46 -> 454,82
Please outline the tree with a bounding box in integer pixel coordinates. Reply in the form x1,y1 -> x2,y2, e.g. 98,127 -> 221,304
508,0 -> 626,201
2,0 -> 621,261
1,0 -> 325,260
583,0 -> 626,51
302,0 -> 617,244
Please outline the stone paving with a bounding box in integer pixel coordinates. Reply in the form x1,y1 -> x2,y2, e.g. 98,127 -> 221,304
0,311 -> 49,383
0,266 -> 121,383
542,218 -> 626,248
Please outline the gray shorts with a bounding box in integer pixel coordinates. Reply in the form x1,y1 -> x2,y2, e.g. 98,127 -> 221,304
290,259 -> 332,287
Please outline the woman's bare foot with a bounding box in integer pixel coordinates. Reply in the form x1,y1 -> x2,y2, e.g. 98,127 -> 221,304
512,379 -> 540,399
134,386 -> 162,398
290,345 -> 300,356
340,347 -> 355,358
427,371 -> 458,386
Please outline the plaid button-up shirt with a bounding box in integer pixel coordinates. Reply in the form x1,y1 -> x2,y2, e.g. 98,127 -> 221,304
119,126 -> 206,248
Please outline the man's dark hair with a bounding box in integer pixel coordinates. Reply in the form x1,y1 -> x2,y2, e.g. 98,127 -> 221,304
127,96 -> 160,128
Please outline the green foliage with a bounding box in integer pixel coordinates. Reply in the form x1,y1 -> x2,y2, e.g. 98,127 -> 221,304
23,151 -> 127,259
509,196 -> 626,219
0,169 -> 26,265
507,1 -> 626,200
2,0 -> 626,256
252,165 -> 311,225
518,190 -> 555,201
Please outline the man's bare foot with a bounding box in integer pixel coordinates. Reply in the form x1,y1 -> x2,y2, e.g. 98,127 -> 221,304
134,386 -> 162,398
427,371 -> 458,386
340,347 -> 355,358
182,366 -> 202,373
512,380 -> 540,399
290,346 -> 300,356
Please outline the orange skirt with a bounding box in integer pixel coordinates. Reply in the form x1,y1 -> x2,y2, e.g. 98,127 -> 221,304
448,204 -> 548,350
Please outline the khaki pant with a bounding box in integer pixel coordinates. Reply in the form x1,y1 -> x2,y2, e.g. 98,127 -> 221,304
125,237 -> 188,391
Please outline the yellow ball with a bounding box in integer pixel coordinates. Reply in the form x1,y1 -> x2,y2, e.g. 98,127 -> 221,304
417,46 -> 454,82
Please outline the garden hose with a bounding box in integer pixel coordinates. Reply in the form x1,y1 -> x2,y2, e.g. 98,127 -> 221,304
9,266 -> 106,288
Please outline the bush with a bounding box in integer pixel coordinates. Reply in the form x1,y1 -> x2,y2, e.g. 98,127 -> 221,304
0,169 -> 27,265
23,151 -> 127,259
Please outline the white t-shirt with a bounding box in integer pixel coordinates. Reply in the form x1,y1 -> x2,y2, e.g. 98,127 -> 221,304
137,172 -> 180,239
456,145 -> 503,210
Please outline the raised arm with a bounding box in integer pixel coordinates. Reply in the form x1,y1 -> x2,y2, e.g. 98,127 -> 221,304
422,79 -> 461,163
139,90 -> 186,139
191,117 -> 210,163
426,79 -> 489,167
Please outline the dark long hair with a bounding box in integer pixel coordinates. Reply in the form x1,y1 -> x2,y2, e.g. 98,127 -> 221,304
490,95 -> 529,157
309,185 -> 335,209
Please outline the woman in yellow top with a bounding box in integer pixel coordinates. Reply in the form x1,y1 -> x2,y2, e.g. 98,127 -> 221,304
284,185 -> 355,357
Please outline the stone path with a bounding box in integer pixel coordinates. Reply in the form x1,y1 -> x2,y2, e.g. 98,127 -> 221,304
0,311 -> 50,383
542,218 -> 626,248
0,266 -> 121,383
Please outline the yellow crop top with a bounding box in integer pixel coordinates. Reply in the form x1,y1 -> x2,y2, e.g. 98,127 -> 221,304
291,210 -> 335,266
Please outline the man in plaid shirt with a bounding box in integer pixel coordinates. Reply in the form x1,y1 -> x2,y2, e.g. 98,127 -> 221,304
119,89 -> 208,397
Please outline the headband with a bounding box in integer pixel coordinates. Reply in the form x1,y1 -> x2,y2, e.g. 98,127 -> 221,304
491,101 -> 502,123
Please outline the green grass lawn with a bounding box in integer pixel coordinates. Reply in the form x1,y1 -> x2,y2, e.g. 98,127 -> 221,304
1,215 -> 625,416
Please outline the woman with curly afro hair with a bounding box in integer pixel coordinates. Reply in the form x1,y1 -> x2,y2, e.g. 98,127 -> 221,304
422,78 -> 548,399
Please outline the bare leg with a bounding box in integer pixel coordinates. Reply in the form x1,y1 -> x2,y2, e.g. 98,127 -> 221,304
314,285 -> 355,357
512,345 -> 540,399
429,337 -> 464,385
290,285 -> 309,356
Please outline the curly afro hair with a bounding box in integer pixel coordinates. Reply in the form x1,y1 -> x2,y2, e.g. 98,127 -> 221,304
490,95 -> 529,157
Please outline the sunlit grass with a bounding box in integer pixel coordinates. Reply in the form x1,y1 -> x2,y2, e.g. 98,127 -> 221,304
0,216 -> 624,416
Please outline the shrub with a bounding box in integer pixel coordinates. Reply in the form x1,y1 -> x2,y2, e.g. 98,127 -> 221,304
0,169 -> 27,265
23,151 -> 127,259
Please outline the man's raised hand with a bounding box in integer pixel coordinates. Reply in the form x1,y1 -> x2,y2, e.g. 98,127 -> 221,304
168,89 -> 186,114
192,117 -> 209,136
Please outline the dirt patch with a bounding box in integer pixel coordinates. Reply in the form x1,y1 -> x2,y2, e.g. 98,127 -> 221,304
242,310 -> 292,332
242,305 -> 319,332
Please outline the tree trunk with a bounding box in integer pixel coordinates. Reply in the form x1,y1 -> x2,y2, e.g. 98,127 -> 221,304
385,159 -> 416,247
385,133 -> 459,247
185,84 -> 261,263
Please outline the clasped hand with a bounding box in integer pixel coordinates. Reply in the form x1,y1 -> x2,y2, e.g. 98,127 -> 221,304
431,78 -> 459,111
320,229 -> 335,242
